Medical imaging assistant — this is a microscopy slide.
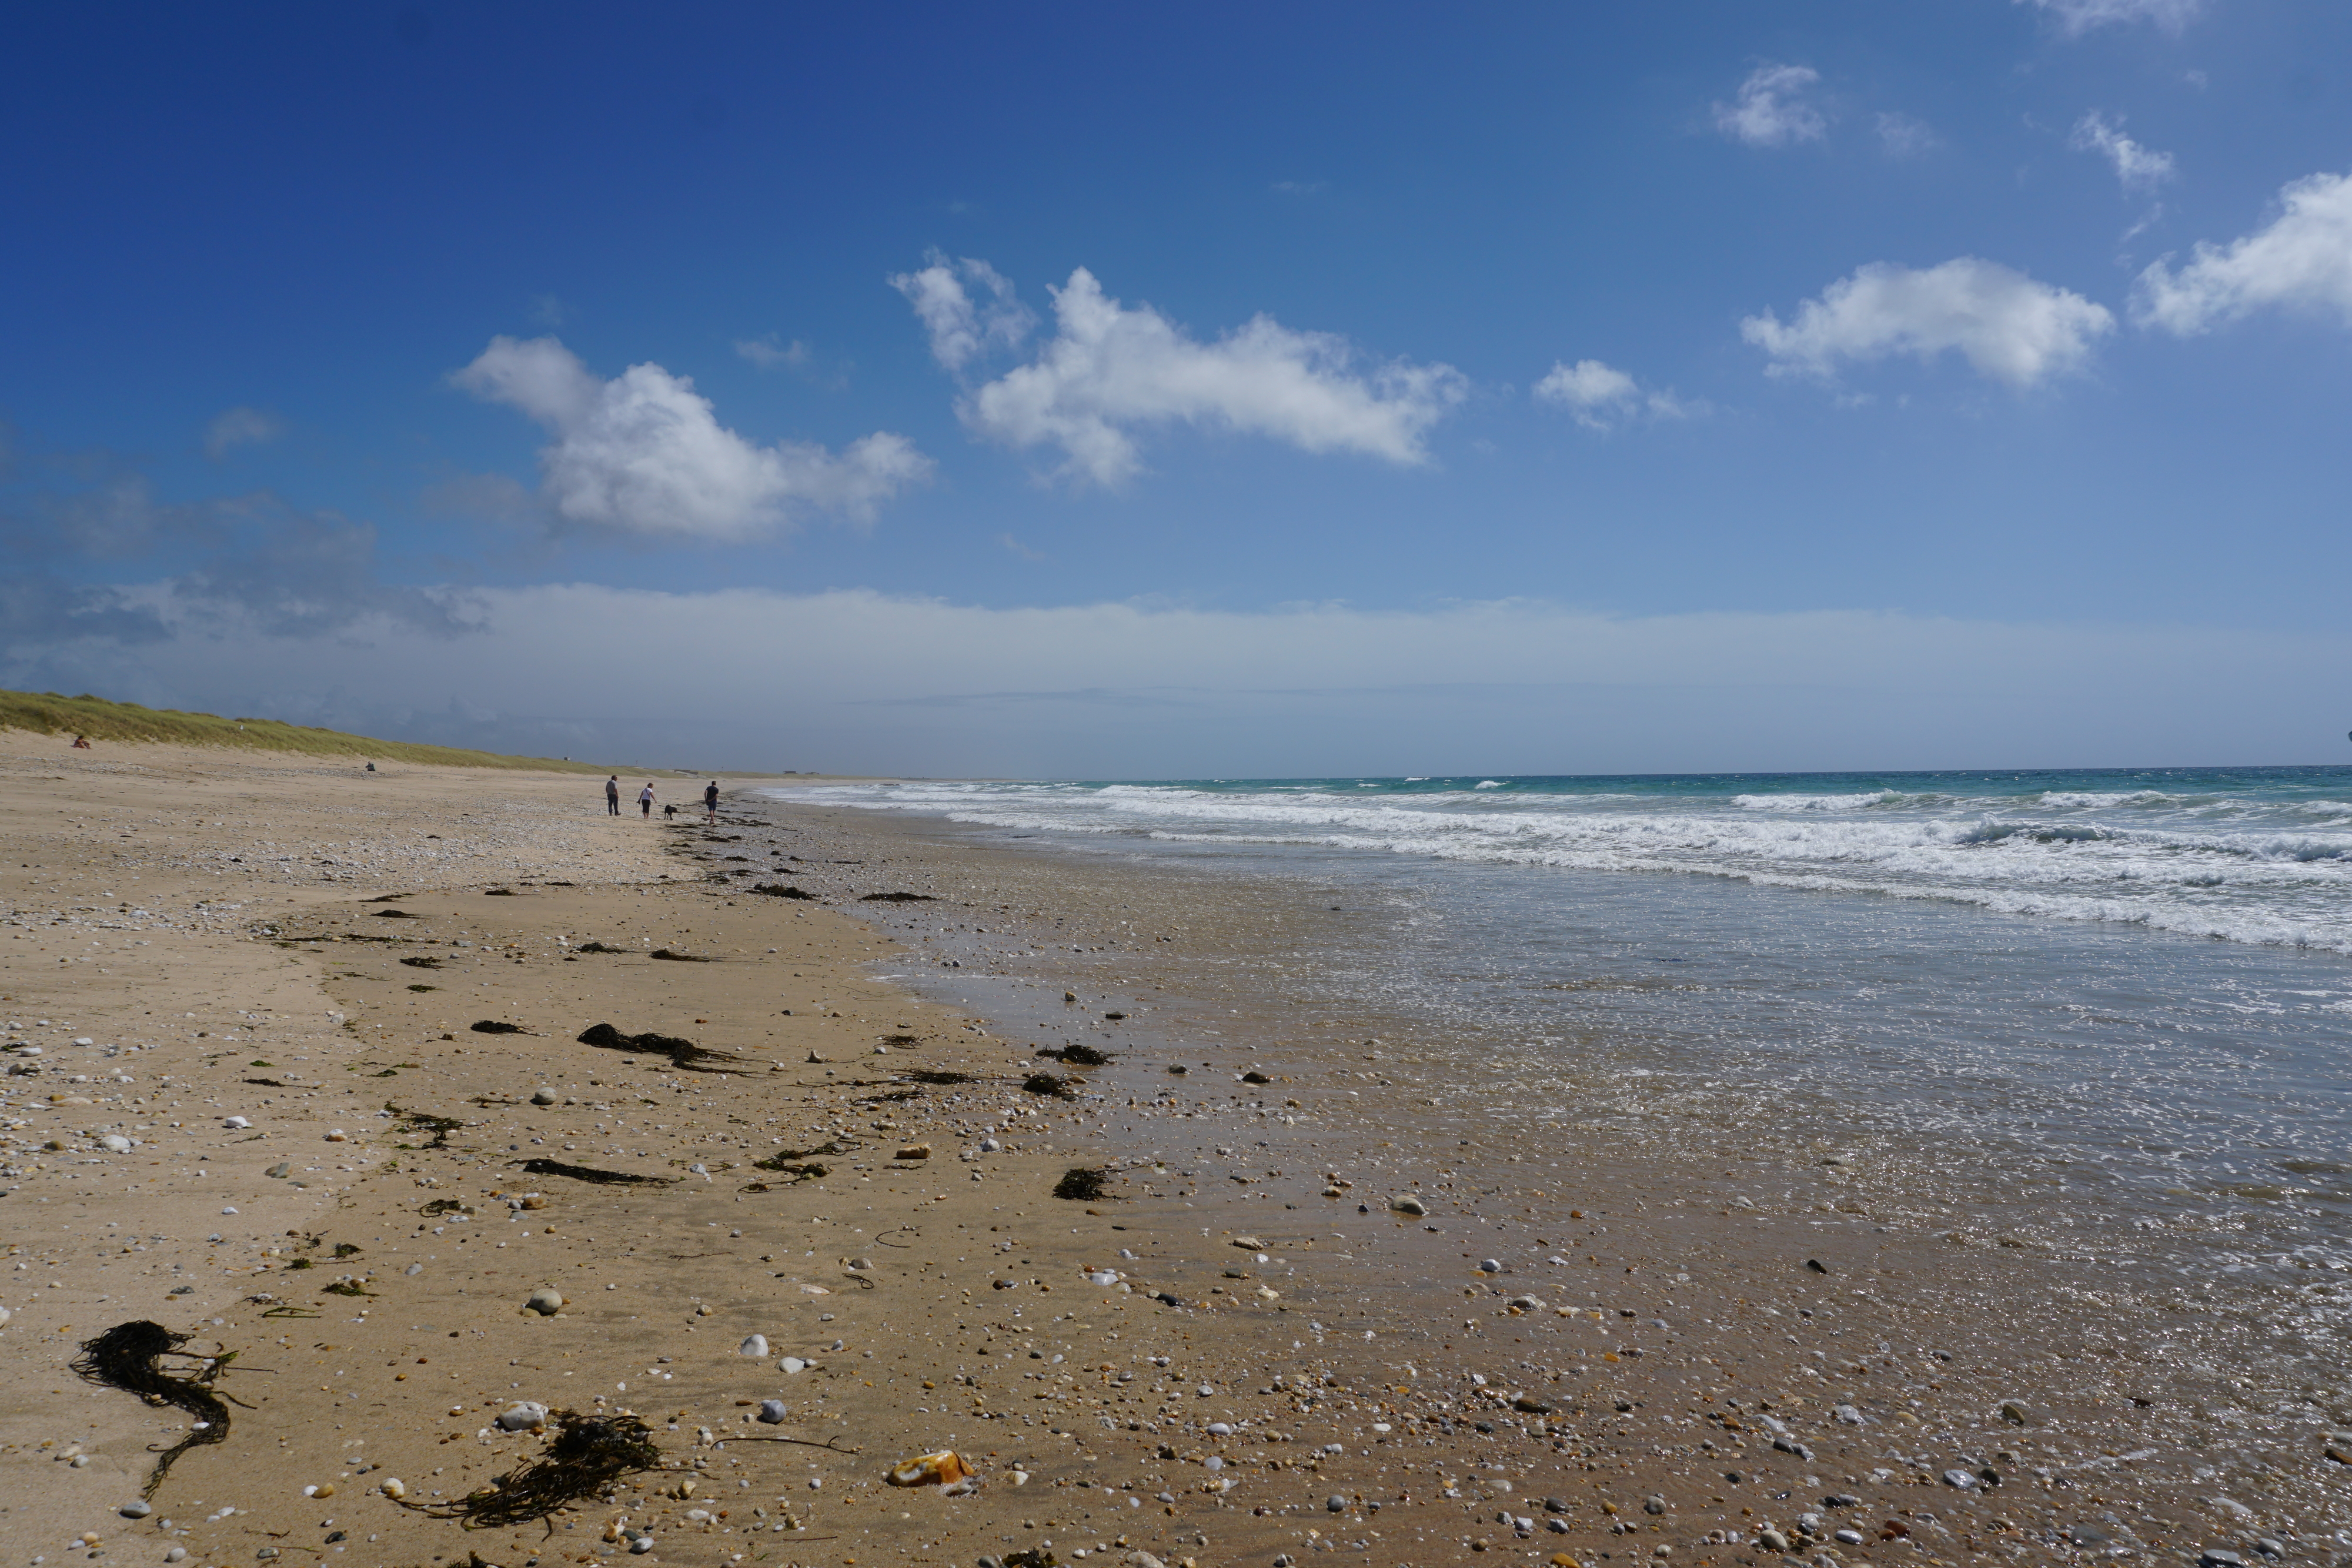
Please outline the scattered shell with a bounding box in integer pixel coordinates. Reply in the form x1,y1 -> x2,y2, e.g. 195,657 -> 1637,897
323,1129 -> 348,1142
887,1450 -> 971,1487
380,1478 -> 406,1500
223,1116 -> 250,1129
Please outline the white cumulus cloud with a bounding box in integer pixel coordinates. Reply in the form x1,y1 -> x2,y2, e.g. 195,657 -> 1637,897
451,336 -> 931,541
1713,64 -> 1828,148
2072,112 -> 2175,192
910,263 -> 1465,487
204,406 -> 285,460
888,253 -> 1035,373
1533,360 -> 1690,429
2134,171 -> 2352,335
1740,258 -> 2115,388
2019,0 -> 2205,35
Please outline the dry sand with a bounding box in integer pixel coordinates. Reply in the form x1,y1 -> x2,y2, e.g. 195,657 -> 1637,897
0,734 -> 2336,1568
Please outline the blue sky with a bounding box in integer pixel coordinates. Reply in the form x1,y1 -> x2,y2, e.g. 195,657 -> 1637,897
5,1 -> 2351,774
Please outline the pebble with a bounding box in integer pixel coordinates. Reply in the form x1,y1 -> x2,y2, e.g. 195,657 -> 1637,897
1643,1495 -> 1666,1516
740,1335 -> 770,1357
497,1401 -> 549,1432
1832,1403 -> 1865,1425
1508,1295 -> 1544,1312
1089,1271 -> 1120,1287
779,1356 -> 808,1374
531,1088 -> 557,1105
1940,1468 -> 1979,1489
524,1286 -> 564,1315
324,1128 -> 347,1141
1327,1495 -> 1349,1513
99,1134 -> 133,1153
265,1162 -> 290,1178
978,1138 -> 1001,1152
1997,1399 -> 2032,1425
406,1263 -> 423,1275
1757,1529 -> 1790,1552
1207,1422 -> 1234,1436
630,1536 -> 656,1554
757,1399 -> 789,1424
118,1501 -> 152,1518
224,1116 -> 250,1129
1389,1195 -> 1427,1216
1476,1258 -> 1501,1273
166,1550 -> 186,1563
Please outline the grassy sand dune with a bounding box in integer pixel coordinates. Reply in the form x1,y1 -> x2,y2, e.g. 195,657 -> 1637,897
0,687 -> 612,772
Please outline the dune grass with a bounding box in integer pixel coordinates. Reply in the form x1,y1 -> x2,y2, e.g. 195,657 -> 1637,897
0,688 -> 613,773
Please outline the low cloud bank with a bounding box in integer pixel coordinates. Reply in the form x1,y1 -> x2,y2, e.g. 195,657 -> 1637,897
6,587 -> 2338,779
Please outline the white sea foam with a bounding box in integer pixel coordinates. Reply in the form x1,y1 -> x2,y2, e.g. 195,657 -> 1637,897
760,774 -> 2352,954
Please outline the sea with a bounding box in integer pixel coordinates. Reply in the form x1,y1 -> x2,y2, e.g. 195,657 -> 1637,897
761,767 -> 2352,1312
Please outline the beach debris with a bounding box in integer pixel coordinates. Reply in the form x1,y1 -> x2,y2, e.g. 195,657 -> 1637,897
1508,1296 -> 1545,1313
470,1019 -> 527,1035
740,1335 -> 770,1358
904,1069 -> 975,1085
757,1399 -> 789,1424
518,1156 -> 676,1186
649,948 -> 713,962
887,1449 -> 973,1487
398,955 -> 443,969
223,1115 -> 251,1129
380,1477 -> 406,1499
1388,1195 -> 1428,1216
1805,1259 -> 1830,1273
749,884 -> 819,900
371,908 -> 420,918
523,1288 -> 565,1316
1053,1166 -> 1114,1201
389,1104 -> 465,1147
404,1409 -> 661,1529
1024,1073 -> 1077,1099
1241,1070 -> 1272,1085
576,1022 -> 744,1072
896,1144 -> 933,1160
497,1401 -> 550,1432
860,891 -> 939,902
530,1088 -> 557,1105
575,941 -> 629,952
1166,1064 -> 1187,1075
1039,1044 -> 1112,1066
71,1320 -> 236,1498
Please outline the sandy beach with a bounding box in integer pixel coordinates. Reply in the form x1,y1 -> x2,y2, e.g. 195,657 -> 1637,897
0,734 -> 2338,1568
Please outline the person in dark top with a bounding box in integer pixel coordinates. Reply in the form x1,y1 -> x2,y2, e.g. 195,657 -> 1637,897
605,775 -> 620,815
703,780 -> 720,821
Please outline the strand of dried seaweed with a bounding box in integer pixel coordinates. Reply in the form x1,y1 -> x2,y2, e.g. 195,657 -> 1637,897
71,1320 -> 238,1497
575,1021 -> 746,1072
516,1156 -> 676,1186
403,1409 -> 664,1530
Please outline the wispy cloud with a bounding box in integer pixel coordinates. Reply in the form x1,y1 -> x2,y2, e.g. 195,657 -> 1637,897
897,260 -> 1466,487
203,406 -> 284,460
2018,0 -> 2206,36
1742,258 -> 2114,388
2136,170 -> 2352,334
734,335 -> 811,371
451,335 -> 931,540
1873,112 -> 1939,158
2072,112 -> 2175,192
1532,360 -> 1692,430
1713,64 -> 1828,148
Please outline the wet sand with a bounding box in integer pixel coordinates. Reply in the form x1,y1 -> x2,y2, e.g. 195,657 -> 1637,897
0,736 -> 2339,1568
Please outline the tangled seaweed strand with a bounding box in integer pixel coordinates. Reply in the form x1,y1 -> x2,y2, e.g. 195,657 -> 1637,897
406,1409 -> 663,1530
902,1069 -> 973,1085
71,1320 -> 235,1497
1023,1072 -> 1077,1099
516,1156 -> 676,1186
1038,1044 -> 1112,1066
386,1102 -> 464,1148
858,891 -> 938,902
749,883 -> 818,900
575,1021 -> 745,1073
1052,1166 -> 1115,1202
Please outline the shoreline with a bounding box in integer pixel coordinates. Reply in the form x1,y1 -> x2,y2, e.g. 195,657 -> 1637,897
0,740 -> 2332,1568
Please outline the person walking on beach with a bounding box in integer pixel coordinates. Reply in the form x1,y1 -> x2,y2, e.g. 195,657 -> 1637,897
703,780 -> 720,821
638,783 -> 655,818
605,775 -> 620,815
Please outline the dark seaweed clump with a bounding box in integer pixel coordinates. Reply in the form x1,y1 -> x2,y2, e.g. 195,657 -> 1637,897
1038,1044 -> 1112,1067
1023,1072 -> 1077,1099
516,1156 -> 676,1186
387,1103 -> 464,1148
903,1069 -> 974,1085
470,1020 -> 526,1035
575,1022 -> 744,1072
574,941 -> 627,954
399,955 -> 443,969
71,1320 -> 235,1497
648,948 -> 713,962
370,908 -> 420,918
749,883 -> 818,900
858,891 -> 938,902
1052,1166 -> 1114,1202
406,1409 -> 663,1529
